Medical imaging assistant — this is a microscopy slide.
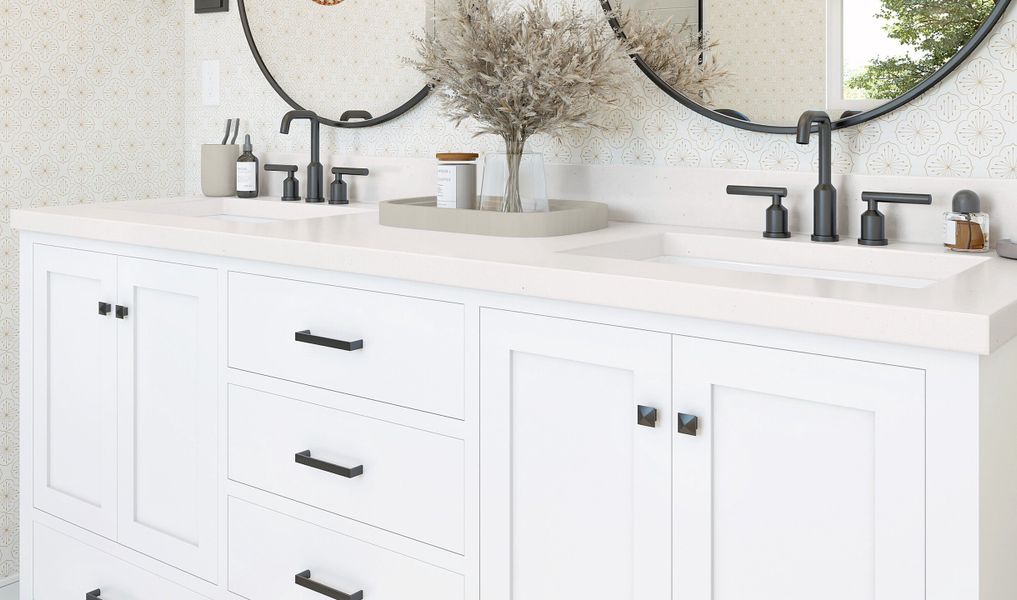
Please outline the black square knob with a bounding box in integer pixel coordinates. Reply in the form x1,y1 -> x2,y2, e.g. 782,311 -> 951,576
677,413 -> 699,436
637,405 -> 658,428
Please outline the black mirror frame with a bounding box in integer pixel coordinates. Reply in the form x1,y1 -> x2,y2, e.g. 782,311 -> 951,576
600,0 -> 1013,135
238,0 -> 432,129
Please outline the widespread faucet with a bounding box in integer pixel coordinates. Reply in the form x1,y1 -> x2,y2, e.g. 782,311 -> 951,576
796,110 -> 838,242
281,110 -> 324,203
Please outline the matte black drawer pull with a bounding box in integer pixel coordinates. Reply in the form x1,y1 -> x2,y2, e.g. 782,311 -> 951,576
295,570 -> 364,600
115,305 -> 129,320
86,590 -> 102,600
295,450 -> 364,478
677,413 -> 700,437
98,302 -> 112,316
295,330 -> 364,352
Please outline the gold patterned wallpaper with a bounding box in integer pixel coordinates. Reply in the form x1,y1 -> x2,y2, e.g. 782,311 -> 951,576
0,0 -> 186,580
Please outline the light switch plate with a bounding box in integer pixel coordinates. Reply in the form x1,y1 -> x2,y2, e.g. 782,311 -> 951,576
201,60 -> 220,106
195,0 -> 229,13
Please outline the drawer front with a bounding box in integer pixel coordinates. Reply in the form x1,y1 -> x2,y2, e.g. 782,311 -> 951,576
228,385 -> 465,553
33,522 -> 208,600
229,498 -> 465,600
228,272 -> 465,418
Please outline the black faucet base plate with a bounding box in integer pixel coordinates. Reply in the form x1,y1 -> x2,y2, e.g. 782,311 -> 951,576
764,232 -> 791,239
811,234 -> 840,243
858,238 -> 889,246
305,197 -> 325,204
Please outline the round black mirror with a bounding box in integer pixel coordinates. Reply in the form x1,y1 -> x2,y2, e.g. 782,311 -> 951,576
602,0 -> 1013,133
238,0 -> 433,129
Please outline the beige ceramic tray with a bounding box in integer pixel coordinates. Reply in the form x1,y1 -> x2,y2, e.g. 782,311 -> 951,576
379,197 -> 609,237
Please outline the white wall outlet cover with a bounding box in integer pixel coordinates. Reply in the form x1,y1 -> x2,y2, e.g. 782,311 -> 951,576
201,60 -> 220,106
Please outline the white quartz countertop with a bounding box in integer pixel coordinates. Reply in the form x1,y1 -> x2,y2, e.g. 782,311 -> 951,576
14,196 -> 1017,355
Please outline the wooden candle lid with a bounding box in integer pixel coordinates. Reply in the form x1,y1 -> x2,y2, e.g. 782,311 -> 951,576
436,153 -> 479,162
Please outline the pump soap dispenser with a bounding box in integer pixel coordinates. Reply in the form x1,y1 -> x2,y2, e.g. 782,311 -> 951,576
236,135 -> 260,198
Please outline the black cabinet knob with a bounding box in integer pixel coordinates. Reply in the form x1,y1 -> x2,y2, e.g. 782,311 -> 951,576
677,413 -> 699,436
637,405 -> 658,428
86,590 -> 102,600
115,305 -> 129,320
98,302 -> 112,316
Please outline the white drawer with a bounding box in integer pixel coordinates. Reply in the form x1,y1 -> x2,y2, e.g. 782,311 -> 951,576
229,498 -> 465,600
228,385 -> 465,552
228,272 -> 465,418
33,522 -> 208,600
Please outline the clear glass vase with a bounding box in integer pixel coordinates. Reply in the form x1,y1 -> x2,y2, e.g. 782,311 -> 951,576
479,152 -> 548,213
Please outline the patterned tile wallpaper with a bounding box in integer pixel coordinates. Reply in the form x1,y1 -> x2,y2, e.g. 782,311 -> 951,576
705,0 -> 827,125
184,1 -> 1017,195
0,0 -> 186,578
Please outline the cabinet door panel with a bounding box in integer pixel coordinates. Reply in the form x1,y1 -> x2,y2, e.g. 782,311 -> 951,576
32,246 -> 117,538
116,257 -> 218,582
674,338 -> 925,600
481,310 -> 671,600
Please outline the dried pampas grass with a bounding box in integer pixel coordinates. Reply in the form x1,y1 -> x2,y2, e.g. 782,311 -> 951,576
617,8 -> 730,103
411,0 -> 634,152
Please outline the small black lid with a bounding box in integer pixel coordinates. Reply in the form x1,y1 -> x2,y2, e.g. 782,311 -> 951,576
243,134 -> 252,153
952,189 -> 981,213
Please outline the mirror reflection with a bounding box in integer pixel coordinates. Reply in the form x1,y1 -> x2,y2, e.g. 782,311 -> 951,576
243,0 -> 435,123
623,0 -> 999,126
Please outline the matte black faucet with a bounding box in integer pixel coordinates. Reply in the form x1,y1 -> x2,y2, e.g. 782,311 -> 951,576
281,110 -> 324,203
796,110 -> 838,242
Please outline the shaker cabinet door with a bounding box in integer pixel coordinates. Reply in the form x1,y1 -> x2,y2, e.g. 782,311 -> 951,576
480,309 -> 672,600
673,337 -> 925,600
32,245 -> 118,539
115,257 -> 219,582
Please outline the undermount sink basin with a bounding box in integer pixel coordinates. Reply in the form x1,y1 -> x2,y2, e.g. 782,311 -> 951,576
564,231 -> 991,289
110,198 -> 375,224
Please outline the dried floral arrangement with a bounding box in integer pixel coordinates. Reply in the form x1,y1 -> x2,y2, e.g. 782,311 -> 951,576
616,8 -> 730,104
411,0 -> 728,212
412,0 -> 635,212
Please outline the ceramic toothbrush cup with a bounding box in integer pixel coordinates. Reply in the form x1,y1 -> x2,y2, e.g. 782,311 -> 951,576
201,144 -> 240,197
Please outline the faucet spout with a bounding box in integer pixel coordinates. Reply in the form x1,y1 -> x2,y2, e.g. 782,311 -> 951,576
280,110 -> 324,203
796,110 -> 838,242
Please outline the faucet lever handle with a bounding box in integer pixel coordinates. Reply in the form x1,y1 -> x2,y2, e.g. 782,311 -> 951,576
330,167 -> 370,205
265,164 -> 301,202
727,185 -> 791,239
859,191 -> 933,246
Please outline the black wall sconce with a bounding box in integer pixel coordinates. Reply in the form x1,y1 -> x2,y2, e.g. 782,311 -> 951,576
195,0 -> 229,13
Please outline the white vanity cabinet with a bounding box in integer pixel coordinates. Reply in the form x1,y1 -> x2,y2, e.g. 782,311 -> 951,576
19,233 -> 1017,600
27,245 -> 219,587
674,338 -> 926,600
479,309 -> 673,600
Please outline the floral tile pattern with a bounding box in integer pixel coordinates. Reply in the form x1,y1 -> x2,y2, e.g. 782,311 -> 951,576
185,1 -> 1017,194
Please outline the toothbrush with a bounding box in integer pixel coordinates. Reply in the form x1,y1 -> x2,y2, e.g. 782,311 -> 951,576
220,119 -> 232,145
229,118 -> 240,144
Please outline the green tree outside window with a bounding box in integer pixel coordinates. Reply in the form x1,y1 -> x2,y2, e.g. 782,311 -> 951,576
847,0 -> 998,100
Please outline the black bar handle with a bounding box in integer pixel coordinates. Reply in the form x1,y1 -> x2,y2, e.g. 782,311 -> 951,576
98,302 -> 112,316
295,450 -> 364,478
295,570 -> 364,600
115,305 -> 129,320
86,590 -> 102,600
295,330 -> 363,352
